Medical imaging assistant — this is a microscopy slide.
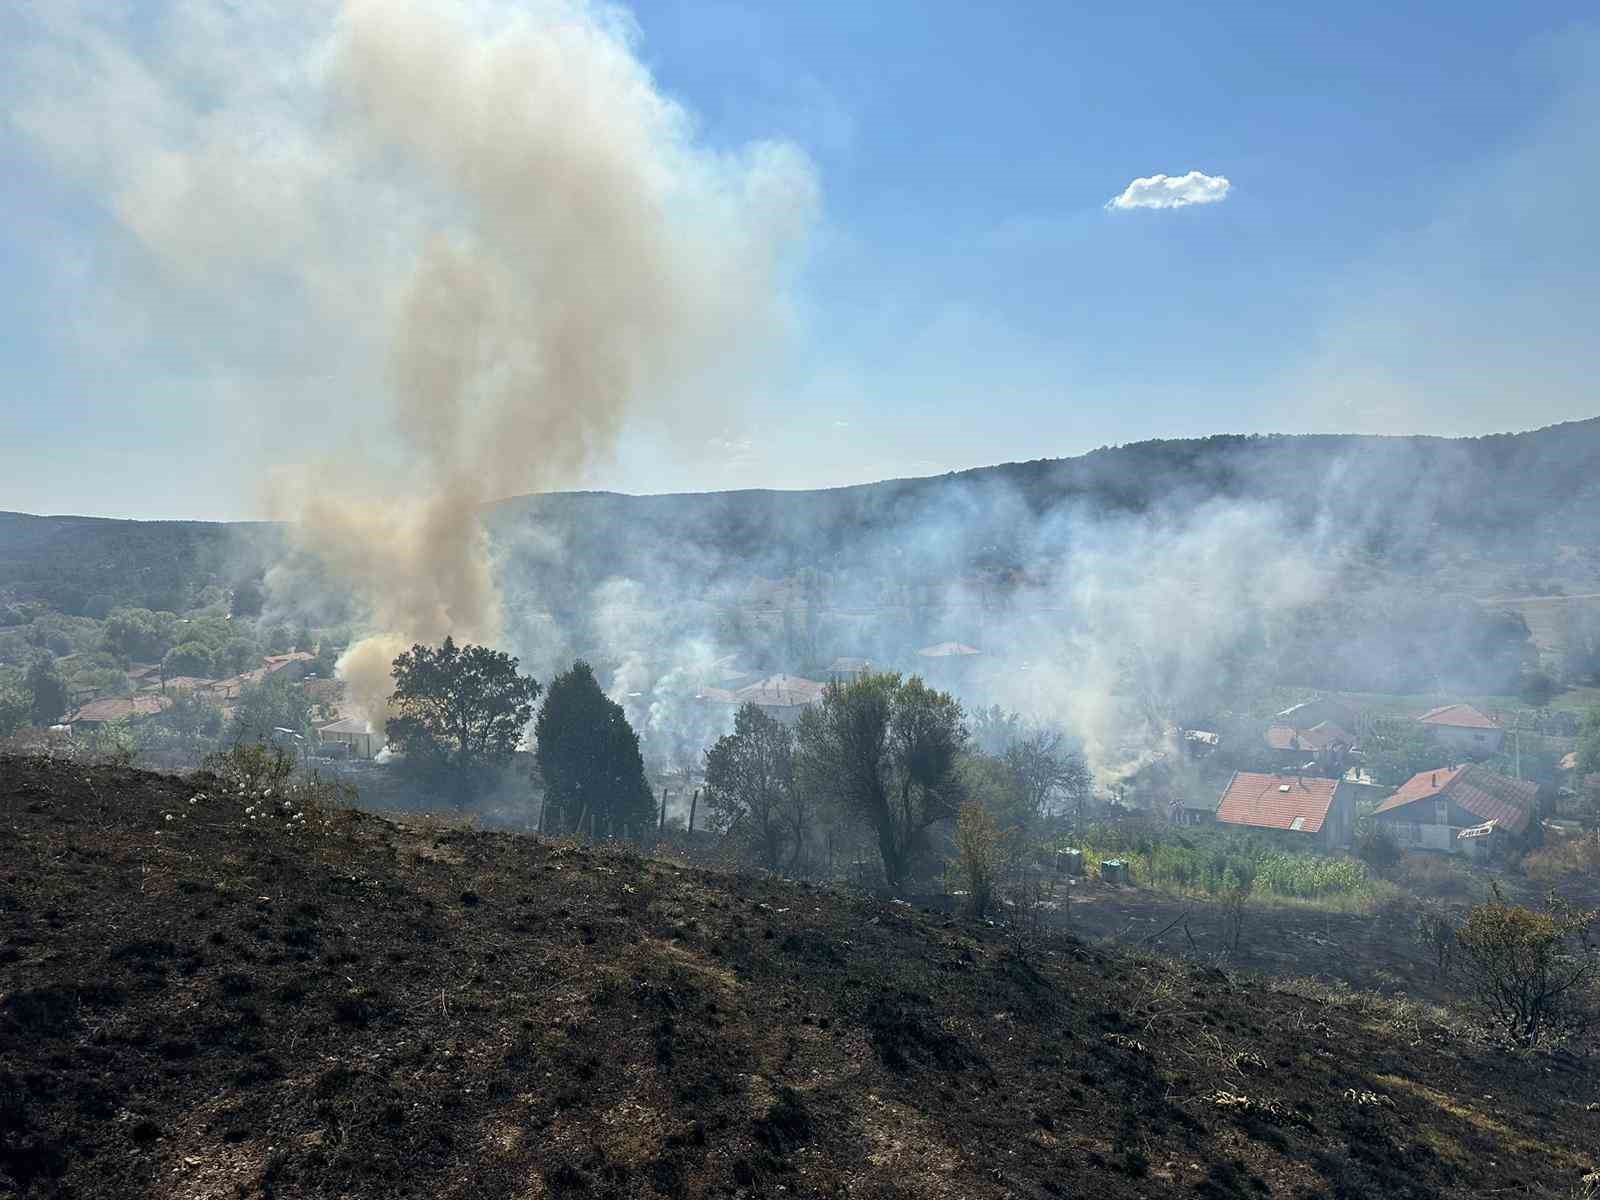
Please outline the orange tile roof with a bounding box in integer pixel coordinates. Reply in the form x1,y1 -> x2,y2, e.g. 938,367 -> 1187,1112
1374,764 -> 1534,833
1265,722 -> 1353,752
1416,703 -> 1498,730
68,694 -> 172,723
1216,772 -> 1342,834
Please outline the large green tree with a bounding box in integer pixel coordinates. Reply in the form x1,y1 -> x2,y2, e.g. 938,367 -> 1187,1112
795,672 -> 967,889
1364,716 -> 1443,786
535,660 -> 653,839
228,673 -> 315,746
163,641 -> 216,680
704,702 -> 807,871
386,637 -> 541,806
102,607 -> 180,662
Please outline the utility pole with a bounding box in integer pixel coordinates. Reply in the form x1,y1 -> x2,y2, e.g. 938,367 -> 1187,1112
688,787 -> 700,834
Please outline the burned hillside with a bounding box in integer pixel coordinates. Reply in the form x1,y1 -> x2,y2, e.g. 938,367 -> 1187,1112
4,755 -> 1599,1199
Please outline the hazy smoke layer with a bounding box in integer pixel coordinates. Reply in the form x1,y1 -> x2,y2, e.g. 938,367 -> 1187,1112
11,0 -> 817,725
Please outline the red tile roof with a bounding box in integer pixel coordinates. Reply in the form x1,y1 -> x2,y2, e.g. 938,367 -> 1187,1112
1265,722 -> 1353,752
68,695 -> 172,723
1373,764 -> 1534,833
1416,703 -> 1498,730
1264,725 -> 1304,752
1216,772 -> 1342,834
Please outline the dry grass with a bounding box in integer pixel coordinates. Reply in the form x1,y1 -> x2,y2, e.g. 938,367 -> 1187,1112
1522,834 -> 1600,884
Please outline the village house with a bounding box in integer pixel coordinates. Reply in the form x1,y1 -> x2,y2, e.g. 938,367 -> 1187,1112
698,673 -> 828,725
915,641 -> 983,687
317,716 -> 381,759
206,651 -> 314,704
65,694 -> 172,731
1168,791 -> 1220,826
1372,764 -> 1535,855
916,641 -> 981,661
1215,771 -> 1357,849
1415,703 -> 1504,756
822,656 -> 873,682
1262,720 -> 1355,774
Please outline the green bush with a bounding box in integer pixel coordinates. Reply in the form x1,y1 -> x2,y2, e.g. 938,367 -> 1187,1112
1454,886 -> 1599,1043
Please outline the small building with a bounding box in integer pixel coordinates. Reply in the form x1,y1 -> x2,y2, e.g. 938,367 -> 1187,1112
916,641 -> 982,660
699,674 -> 828,726
262,651 -> 315,677
317,716 -> 381,759
1215,771 -> 1356,849
66,694 -> 172,730
1168,792 -> 1220,826
1371,764 -> 1534,854
1416,703 -> 1504,757
823,656 -> 873,682
1263,721 -> 1354,773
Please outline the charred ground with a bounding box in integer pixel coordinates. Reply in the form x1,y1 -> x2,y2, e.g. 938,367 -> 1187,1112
3,756 -> 1597,1199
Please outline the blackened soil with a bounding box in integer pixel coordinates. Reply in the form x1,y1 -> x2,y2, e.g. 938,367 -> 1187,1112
2,755 -> 1597,1199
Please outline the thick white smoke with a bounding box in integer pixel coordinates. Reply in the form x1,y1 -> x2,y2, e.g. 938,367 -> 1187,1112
9,0 -> 818,725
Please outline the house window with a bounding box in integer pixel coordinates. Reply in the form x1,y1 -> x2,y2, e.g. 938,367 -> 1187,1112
1434,800 -> 1449,825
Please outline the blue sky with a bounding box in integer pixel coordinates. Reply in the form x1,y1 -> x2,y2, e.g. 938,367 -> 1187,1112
2,1 -> 1597,519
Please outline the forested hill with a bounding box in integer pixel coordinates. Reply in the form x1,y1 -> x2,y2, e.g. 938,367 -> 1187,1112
4,419 -> 1599,614
486,419 -> 1600,593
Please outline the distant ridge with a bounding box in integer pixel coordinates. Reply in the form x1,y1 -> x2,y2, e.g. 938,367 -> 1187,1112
4,419 -> 1599,612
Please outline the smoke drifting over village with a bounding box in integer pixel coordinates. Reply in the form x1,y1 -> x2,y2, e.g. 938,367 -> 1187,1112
9,0 -> 818,725
5,2 -> 1596,801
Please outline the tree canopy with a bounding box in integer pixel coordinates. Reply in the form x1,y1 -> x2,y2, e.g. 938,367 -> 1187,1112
795,672 -> 966,888
535,660 -> 653,839
163,641 -> 216,680
703,702 -> 808,872
228,673 -> 314,747
386,637 -> 541,806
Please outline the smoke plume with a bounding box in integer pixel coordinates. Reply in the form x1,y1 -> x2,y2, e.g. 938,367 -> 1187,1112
10,0 -> 818,724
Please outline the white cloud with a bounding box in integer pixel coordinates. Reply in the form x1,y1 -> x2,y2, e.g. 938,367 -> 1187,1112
1106,170 -> 1231,211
